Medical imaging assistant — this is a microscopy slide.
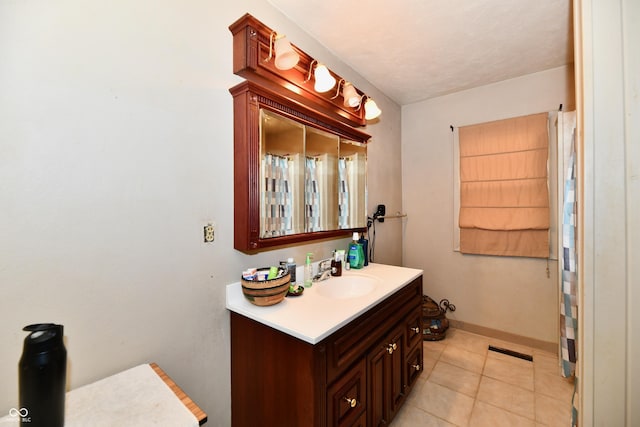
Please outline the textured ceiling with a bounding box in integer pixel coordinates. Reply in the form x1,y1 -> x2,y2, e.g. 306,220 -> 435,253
267,0 -> 574,105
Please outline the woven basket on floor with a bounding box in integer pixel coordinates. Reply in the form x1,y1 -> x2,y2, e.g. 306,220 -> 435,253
422,296 -> 455,341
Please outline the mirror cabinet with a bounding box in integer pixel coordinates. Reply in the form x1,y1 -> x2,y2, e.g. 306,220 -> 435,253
231,81 -> 370,252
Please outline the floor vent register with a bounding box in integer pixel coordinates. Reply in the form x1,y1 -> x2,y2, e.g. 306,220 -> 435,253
488,345 -> 533,362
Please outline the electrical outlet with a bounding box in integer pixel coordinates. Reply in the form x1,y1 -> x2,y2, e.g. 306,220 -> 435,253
374,204 -> 386,223
204,224 -> 215,243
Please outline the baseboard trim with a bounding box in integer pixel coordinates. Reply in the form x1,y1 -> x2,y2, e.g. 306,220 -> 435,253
449,319 -> 557,354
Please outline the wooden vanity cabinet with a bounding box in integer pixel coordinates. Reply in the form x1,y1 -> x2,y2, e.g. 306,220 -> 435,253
230,276 -> 423,427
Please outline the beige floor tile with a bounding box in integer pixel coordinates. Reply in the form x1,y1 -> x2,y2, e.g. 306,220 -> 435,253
476,376 -> 535,420
445,329 -> 490,355
406,331 -> 571,427
534,371 -> 575,402
429,361 -> 481,397
424,339 -> 447,359
469,401 -> 536,427
423,354 -> 438,378
533,353 -> 562,376
392,404 -> 457,427
410,380 -> 475,426
535,393 -> 573,427
483,357 -> 534,391
532,347 -> 558,357
440,345 -> 486,374
403,376 -> 427,408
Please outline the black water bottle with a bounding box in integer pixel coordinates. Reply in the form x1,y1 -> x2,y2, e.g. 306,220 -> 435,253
19,323 -> 66,427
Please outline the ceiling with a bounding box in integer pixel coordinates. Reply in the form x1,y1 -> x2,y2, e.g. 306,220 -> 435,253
267,0 -> 574,105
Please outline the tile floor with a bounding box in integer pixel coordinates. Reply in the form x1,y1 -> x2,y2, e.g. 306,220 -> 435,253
393,328 -> 575,427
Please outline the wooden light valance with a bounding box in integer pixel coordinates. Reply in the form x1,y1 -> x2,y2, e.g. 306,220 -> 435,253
229,13 -> 368,127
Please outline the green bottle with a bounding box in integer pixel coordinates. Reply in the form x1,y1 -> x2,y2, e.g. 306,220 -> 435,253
347,232 -> 364,269
304,253 -> 313,287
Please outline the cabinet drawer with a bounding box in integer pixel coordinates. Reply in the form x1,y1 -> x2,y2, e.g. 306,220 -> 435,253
405,306 -> 423,350
326,277 -> 422,383
406,344 -> 423,391
327,358 -> 366,427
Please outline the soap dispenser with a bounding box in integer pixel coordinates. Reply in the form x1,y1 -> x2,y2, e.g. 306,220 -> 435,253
304,253 -> 313,287
347,232 -> 364,269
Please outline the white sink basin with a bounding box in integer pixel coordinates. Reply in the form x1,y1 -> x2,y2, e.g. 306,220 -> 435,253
316,273 -> 379,299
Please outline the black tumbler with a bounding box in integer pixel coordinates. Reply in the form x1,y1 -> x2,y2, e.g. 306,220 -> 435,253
19,323 -> 66,427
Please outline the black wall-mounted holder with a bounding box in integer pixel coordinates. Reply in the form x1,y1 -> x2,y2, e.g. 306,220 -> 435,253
373,204 -> 386,223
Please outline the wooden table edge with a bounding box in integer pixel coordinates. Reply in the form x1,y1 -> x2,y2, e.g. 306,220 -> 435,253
150,362 -> 207,425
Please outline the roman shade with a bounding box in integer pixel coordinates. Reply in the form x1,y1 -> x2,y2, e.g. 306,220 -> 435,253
459,113 -> 550,258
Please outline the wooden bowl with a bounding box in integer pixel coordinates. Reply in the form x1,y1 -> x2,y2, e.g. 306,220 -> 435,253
241,268 -> 291,306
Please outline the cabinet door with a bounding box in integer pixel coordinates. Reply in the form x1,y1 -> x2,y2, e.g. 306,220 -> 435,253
367,337 -> 388,427
327,359 -> 367,427
367,324 -> 406,427
388,324 -> 407,418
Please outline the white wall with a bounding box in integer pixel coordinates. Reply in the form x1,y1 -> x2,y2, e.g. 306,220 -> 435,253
577,0 -> 640,424
401,66 -> 575,344
0,1 -> 401,423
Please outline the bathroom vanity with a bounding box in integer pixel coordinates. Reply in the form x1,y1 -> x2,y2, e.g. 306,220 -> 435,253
226,264 -> 423,427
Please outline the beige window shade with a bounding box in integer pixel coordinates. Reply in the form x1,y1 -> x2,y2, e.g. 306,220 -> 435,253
459,112 -> 550,258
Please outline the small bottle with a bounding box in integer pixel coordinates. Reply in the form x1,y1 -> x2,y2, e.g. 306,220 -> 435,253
347,232 -> 364,269
304,253 -> 313,287
358,234 -> 369,266
331,250 -> 342,277
282,258 -> 296,284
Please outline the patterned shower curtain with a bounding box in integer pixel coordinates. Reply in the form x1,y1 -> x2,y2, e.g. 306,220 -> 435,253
559,113 -> 578,426
561,135 -> 577,376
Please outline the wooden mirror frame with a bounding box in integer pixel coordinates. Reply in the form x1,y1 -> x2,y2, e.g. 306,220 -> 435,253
231,80 -> 370,252
230,15 -> 372,253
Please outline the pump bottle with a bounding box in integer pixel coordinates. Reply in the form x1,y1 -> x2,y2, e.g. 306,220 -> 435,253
347,232 -> 365,269
304,253 -> 313,287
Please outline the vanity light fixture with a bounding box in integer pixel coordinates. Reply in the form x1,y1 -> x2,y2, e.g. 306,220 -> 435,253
331,79 -> 346,99
305,60 -> 336,93
265,32 -> 300,70
331,80 -> 362,109
364,98 -> 382,120
342,82 -> 360,108
356,95 -> 382,120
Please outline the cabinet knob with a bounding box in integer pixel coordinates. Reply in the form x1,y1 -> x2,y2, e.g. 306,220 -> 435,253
344,397 -> 357,408
411,326 -> 420,334
387,342 -> 397,354
412,364 -> 421,371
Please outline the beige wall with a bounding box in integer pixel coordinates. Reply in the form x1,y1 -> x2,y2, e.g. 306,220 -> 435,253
401,66 -> 575,345
0,1 -> 401,423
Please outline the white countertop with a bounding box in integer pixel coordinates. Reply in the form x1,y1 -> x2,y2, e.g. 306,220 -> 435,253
0,364 -> 198,427
226,263 -> 423,344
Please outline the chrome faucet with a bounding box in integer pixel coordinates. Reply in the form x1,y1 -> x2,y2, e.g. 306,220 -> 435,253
313,258 -> 333,282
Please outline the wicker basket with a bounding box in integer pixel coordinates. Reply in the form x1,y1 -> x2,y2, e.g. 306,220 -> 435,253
422,296 -> 455,341
241,268 -> 291,306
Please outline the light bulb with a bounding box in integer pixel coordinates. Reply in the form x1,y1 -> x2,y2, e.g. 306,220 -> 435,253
313,64 -> 336,93
273,35 -> 299,70
342,83 -> 360,108
364,98 -> 382,120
